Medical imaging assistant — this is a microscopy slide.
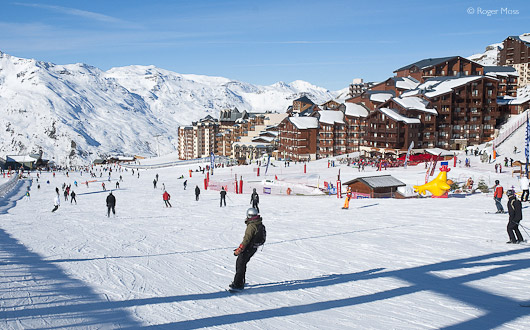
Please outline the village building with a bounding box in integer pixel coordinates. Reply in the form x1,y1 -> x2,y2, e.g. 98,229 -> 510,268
278,116 -> 319,161
483,66 -> 518,97
393,56 -> 484,83
499,34 -> 530,87
314,110 -> 347,159
344,103 -> 369,153
177,115 -> 219,160
342,175 -> 406,199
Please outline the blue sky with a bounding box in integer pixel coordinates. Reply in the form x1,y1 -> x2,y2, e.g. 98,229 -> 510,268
0,0 -> 528,90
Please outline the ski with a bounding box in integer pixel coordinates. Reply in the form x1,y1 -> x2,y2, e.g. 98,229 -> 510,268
227,288 -> 244,294
485,211 -> 507,214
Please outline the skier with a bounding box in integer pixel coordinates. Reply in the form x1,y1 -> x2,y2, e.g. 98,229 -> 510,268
230,208 -> 264,291
163,190 -> 172,207
102,182 -> 106,191
183,180 -> 187,190
153,179 -> 157,189
52,194 -> 60,212
250,188 -> 260,213
506,189 -> 524,243
70,190 -> 77,204
520,175 -> 529,202
116,181 -> 120,189
493,180 -> 505,213
220,187 -> 227,207
25,190 -> 30,201
106,191 -> 116,217
195,185 -> 200,201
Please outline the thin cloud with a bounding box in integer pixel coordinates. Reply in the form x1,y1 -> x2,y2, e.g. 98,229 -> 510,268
12,2 -> 134,26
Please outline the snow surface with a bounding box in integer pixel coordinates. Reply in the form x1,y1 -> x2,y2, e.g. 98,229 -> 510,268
468,43 -> 503,66
318,110 -> 345,125
393,96 -> 437,114
344,103 -> 369,117
288,116 -> 319,129
2,125 -> 530,329
379,108 -> 421,124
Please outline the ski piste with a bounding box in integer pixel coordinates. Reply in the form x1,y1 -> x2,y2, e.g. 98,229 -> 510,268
485,211 -> 508,214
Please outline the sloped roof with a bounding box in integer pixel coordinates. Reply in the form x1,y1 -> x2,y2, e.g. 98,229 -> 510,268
318,110 -> 345,125
393,96 -> 437,115
394,56 -> 458,72
288,116 -> 319,129
369,91 -> 394,103
484,66 -> 519,77
379,108 -> 421,124
425,148 -> 454,157
6,155 -> 38,163
343,175 -> 406,188
345,103 -> 369,117
394,76 -> 420,90
401,76 -> 494,98
294,96 -> 315,104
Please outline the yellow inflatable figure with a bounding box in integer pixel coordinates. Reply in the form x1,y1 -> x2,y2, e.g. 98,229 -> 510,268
414,165 -> 451,197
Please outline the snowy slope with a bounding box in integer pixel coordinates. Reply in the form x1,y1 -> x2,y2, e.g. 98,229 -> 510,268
1,126 -> 530,328
0,51 -> 338,165
468,42 -> 503,66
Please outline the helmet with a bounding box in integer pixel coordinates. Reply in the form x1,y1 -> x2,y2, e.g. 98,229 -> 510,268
495,180 -> 499,185
507,189 -> 515,196
246,208 -> 259,218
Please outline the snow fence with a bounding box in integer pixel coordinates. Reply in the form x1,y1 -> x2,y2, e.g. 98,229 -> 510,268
0,175 -> 19,198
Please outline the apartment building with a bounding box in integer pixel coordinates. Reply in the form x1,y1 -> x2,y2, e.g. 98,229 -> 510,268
499,34 -> 530,87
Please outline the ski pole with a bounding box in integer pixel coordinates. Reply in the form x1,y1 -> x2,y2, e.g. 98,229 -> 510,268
512,220 -> 530,238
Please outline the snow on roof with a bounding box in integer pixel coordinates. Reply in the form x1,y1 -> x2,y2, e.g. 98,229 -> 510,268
393,97 -> 438,115
252,135 -> 275,142
369,92 -> 393,103
497,86 -> 530,105
318,110 -> 345,125
484,66 -> 518,77
379,108 -> 421,124
394,76 -> 420,90
404,76 -> 492,98
343,175 -> 406,188
424,148 -> 455,157
288,116 -> 319,129
6,155 -> 38,163
344,103 -> 369,117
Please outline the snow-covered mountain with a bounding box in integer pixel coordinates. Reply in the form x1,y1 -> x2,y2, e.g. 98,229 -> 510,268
0,51 -> 339,165
468,42 -> 503,66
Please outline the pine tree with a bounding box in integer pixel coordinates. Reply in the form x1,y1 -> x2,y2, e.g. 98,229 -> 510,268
477,179 -> 489,193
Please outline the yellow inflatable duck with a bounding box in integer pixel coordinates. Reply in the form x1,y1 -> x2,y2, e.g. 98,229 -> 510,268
414,165 -> 451,197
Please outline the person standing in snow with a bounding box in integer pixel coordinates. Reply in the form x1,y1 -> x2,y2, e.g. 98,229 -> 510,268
163,190 -> 172,207
220,187 -> 227,207
64,189 -> 69,201
184,180 -> 187,190
153,179 -> 157,189
52,193 -> 60,212
250,188 -> 260,212
506,189 -> 524,243
106,191 -> 116,217
70,191 -> 77,204
230,208 -> 264,290
493,180 -> 504,213
520,175 -> 529,202
195,185 -> 200,201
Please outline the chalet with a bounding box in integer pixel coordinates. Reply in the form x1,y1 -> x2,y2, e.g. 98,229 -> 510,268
393,56 -> 484,83
499,34 -> 530,87
288,96 -> 316,115
278,116 -> 319,161
344,103 -> 369,153
346,90 -> 395,111
5,154 -> 43,170
483,66 -> 518,97
343,175 -> 406,199
370,76 -> 420,97
315,110 -> 346,159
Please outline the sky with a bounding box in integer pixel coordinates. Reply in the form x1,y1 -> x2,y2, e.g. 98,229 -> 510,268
0,0 -> 529,90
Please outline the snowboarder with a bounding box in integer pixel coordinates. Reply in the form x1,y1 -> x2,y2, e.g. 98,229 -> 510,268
195,185 -> 200,201
106,191 -> 116,217
493,180 -> 504,213
506,189 -> 524,243
184,180 -> 187,190
250,188 -> 260,212
220,187 -> 227,207
163,191 -> 172,207
342,187 -> 352,209
70,191 -> 77,204
230,208 -> 264,291
52,194 -> 60,212
520,175 -> 529,202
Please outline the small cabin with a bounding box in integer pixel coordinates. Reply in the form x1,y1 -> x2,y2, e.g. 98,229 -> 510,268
343,175 -> 406,198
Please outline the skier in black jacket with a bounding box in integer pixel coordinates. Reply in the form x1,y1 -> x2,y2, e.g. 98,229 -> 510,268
195,185 -> 200,201
507,189 -> 524,243
220,187 -> 227,207
250,188 -> 259,212
106,191 -> 116,217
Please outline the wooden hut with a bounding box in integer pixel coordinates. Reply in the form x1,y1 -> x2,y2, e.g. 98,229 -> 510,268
343,175 -> 406,198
